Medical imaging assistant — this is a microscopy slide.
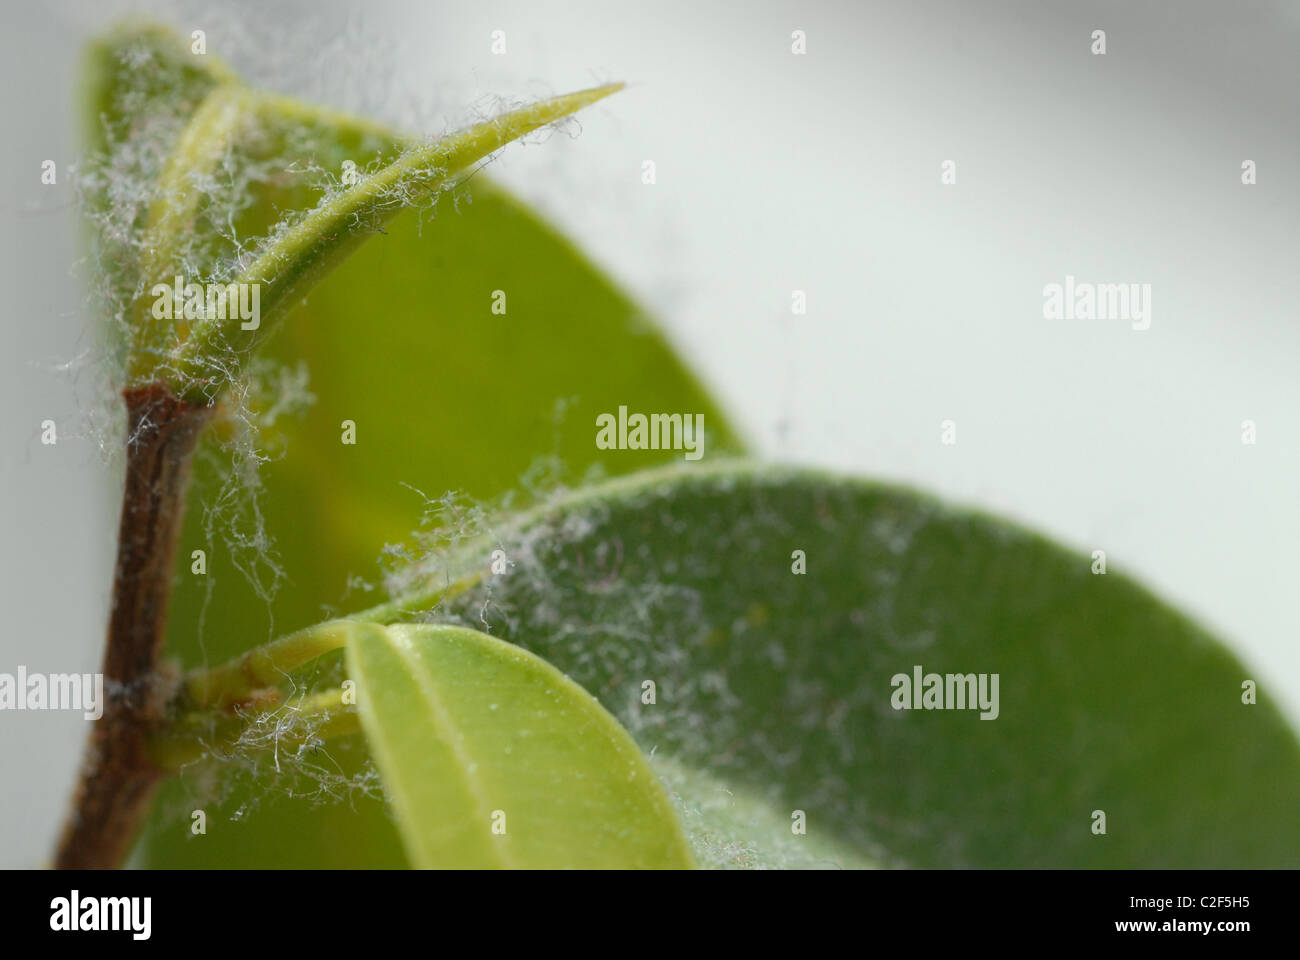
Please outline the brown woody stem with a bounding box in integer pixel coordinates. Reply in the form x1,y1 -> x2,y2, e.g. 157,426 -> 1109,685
54,384 -> 212,869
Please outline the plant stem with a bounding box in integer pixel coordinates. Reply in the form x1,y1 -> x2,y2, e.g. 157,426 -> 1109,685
184,619 -> 356,710
353,568 -> 487,625
54,384 -> 212,869
150,688 -> 360,771
181,569 -> 490,711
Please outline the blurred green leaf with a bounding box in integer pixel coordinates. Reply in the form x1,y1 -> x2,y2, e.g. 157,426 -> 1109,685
370,462 -> 1300,868
346,622 -> 693,868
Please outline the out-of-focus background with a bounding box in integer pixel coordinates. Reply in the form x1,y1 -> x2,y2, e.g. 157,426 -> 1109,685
1,0 -> 1297,867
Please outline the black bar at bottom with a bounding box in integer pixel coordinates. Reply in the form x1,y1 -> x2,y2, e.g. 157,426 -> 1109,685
0,868 -> 1282,945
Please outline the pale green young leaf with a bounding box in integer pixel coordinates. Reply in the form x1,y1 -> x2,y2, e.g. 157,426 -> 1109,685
345,622 -> 694,868
81,23 -> 622,396
167,82 -> 624,399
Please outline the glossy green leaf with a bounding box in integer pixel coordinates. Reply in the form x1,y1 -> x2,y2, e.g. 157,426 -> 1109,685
88,26 -> 743,867
345,622 -> 693,868
366,462 -> 1300,868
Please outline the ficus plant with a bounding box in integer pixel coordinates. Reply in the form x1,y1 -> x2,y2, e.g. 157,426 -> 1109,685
58,22 -> 1300,870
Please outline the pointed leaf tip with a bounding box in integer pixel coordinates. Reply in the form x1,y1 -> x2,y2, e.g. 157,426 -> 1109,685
170,81 -> 626,400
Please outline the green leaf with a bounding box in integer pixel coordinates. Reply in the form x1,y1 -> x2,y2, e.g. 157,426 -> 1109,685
369,462 -> 1300,868
168,82 -> 625,397
98,26 -> 744,867
648,753 -> 877,869
344,622 -> 693,868
79,23 -> 238,368
83,22 -> 621,392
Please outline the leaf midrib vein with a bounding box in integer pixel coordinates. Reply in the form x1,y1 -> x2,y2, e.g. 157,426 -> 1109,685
391,635 -> 517,869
